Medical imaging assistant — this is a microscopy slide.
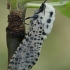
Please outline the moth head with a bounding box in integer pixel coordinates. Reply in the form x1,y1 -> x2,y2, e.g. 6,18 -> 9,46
38,3 -> 55,35
36,0 -> 47,14
30,0 -> 55,35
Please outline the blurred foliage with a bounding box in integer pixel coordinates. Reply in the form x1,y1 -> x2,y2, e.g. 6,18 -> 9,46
57,2 -> 70,18
52,0 -> 59,2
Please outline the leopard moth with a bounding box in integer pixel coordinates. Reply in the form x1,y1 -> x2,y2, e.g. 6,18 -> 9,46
8,0 -> 55,70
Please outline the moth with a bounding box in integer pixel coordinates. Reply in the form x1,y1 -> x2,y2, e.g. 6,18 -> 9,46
8,0 -> 55,70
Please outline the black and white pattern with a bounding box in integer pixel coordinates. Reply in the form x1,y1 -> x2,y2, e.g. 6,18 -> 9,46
8,2 -> 55,70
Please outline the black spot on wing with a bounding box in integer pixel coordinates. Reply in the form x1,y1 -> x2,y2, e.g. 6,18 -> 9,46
39,43 -> 42,45
30,46 -> 33,48
28,32 -> 32,36
9,61 -> 14,64
29,39 -> 33,43
25,60 -> 30,63
29,34 -> 32,36
15,62 -> 17,65
46,25 -> 49,28
39,31 -> 41,33
30,55 -> 34,57
31,61 -> 36,65
37,42 -> 39,44
26,53 -> 30,55
41,37 -> 43,40
37,52 -> 40,56
47,19 -> 51,23
34,43 -> 36,44
35,58 -> 38,61
39,34 -> 41,35
28,65 -> 32,69
15,58 -> 18,61
18,62 -> 20,64
40,26 -> 42,29
33,30 -> 35,33
37,20 -> 40,24
40,17 -> 43,19
35,34 -> 37,36
42,31 -> 46,35
30,47 -> 33,52
23,44 -> 26,46
30,37 -> 33,40
26,56 -> 29,58
26,38 -> 29,42
50,12 -> 53,17
38,39 -> 40,40
18,47 -> 22,50
34,38 -> 37,40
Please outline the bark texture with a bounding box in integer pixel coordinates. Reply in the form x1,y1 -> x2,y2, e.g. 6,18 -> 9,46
6,9 -> 26,64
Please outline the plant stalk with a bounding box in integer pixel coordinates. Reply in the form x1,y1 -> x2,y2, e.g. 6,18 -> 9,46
6,7 -> 26,65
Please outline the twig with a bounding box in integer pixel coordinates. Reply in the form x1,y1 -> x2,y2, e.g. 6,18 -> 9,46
6,8 -> 26,65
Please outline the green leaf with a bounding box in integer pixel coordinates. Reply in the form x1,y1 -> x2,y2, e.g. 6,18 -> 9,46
57,2 -> 70,18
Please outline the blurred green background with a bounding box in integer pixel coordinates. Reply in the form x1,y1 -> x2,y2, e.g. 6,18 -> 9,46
0,0 -> 70,70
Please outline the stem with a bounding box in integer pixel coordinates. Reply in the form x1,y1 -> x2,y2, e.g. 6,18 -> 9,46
6,7 -> 26,67
11,0 -> 17,10
25,1 -> 69,8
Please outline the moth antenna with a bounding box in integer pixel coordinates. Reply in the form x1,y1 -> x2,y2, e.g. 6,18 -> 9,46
25,17 -> 33,20
25,15 -> 38,20
43,0 -> 47,15
43,0 -> 47,3
25,23 -> 29,25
